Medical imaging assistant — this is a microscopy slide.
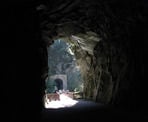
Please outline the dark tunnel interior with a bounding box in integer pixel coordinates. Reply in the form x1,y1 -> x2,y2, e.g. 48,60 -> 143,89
1,0 -> 148,121
54,79 -> 63,90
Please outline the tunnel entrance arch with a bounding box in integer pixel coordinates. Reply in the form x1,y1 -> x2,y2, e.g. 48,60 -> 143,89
50,74 -> 67,90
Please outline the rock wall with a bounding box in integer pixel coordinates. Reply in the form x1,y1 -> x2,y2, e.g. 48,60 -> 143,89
1,2 -> 45,121
39,0 -> 148,110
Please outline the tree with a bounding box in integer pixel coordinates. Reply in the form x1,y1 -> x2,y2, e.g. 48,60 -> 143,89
47,39 -> 83,91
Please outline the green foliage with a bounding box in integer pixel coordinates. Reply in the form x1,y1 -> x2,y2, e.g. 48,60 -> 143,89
67,68 -> 83,92
46,80 -> 55,93
47,39 -> 83,92
48,40 -> 74,75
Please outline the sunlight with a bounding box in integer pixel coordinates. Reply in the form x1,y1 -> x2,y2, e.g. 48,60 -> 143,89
44,94 -> 79,109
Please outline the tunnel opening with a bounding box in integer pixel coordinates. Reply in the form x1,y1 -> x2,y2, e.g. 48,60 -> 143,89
44,39 -> 85,109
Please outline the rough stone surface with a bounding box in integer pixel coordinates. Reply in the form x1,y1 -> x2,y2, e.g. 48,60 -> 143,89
1,0 -> 148,121
39,0 -> 148,110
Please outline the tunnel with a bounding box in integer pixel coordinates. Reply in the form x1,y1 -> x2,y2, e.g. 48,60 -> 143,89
1,0 -> 148,121
54,78 -> 63,90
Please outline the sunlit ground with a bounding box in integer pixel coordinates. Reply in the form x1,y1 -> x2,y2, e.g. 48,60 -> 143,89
44,94 -> 79,109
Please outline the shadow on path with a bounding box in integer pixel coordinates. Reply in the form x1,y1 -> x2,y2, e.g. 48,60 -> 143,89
41,99 -> 148,121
